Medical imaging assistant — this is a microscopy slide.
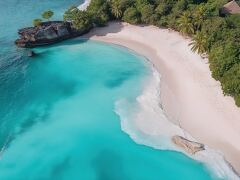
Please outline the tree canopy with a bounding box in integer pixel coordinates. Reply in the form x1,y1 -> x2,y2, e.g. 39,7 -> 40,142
42,10 -> 54,21
64,7 -> 92,30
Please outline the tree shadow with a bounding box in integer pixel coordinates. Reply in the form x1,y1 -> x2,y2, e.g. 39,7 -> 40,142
81,21 -> 124,38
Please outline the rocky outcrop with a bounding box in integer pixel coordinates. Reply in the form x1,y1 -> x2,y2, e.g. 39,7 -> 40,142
15,21 -> 92,48
172,135 -> 205,154
27,50 -> 35,57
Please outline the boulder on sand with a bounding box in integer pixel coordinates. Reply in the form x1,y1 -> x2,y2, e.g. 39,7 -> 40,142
172,135 -> 205,154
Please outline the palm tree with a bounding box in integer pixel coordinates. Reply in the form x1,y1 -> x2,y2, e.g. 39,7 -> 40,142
111,0 -> 123,19
189,31 -> 208,56
193,5 -> 206,31
178,11 -> 194,35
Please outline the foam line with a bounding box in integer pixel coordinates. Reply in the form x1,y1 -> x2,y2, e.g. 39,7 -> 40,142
115,66 -> 240,180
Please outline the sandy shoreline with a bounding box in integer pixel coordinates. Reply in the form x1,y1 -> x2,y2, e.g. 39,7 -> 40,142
81,22 -> 240,175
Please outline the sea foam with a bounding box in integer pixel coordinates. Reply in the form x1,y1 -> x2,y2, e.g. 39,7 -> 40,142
115,66 -> 240,180
78,0 -> 91,10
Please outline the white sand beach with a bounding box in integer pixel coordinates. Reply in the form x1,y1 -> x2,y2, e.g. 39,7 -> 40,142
81,22 -> 240,175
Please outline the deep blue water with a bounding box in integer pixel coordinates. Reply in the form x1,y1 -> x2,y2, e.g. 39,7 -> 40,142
0,0 -> 218,179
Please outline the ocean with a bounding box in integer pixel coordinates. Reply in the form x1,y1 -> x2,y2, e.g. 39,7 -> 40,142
0,0 -> 224,179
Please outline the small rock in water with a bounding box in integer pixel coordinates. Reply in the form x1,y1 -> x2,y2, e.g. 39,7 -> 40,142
27,51 -> 35,57
172,135 -> 205,154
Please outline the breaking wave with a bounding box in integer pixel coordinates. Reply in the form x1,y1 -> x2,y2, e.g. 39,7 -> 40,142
115,66 -> 240,180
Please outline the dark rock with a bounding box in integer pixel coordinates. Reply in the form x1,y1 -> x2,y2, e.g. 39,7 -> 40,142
43,26 -> 58,39
15,21 -> 93,48
34,29 -> 46,40
57,25 -> 70,37
27,50 -> 35,57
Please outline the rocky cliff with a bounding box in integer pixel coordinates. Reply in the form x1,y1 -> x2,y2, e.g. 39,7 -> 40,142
15,21 -> 92,48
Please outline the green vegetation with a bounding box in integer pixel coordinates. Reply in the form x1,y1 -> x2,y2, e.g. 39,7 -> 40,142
42,10 -> 54,21
32,10 -> 54,26
64,0 -> 240,106
33,18 -> 42,27
189,31 -> 208,56
178,11 -> 195,35
110,0 -> 123,19
64,6 -> 92,30
123,7 -> 140,24
86,0 -> 110,26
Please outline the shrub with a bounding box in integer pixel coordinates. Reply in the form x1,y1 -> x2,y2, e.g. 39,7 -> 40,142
209,42 -> 240,81
123,7 -> 141,24
87,0 -> 110,26
42,10 -> 54,21
33,18 -> 42,26
140,4 -> 154,24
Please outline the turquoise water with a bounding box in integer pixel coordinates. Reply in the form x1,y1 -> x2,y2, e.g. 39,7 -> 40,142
0,0 -> 218,179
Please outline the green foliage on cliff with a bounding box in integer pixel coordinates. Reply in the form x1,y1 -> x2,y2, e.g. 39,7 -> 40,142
42,10 -> 54,21
87,0 -> 111,26
64,0 -> 240,106
64,6 -> 92,30
33,19 -> 42,27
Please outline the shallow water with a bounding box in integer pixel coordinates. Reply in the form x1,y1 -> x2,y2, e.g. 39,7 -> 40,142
0,0 -> 219,179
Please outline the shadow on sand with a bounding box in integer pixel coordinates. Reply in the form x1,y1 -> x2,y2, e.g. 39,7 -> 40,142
81,21 -> 124,38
